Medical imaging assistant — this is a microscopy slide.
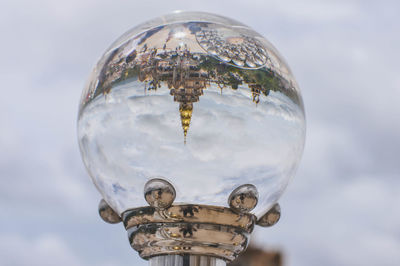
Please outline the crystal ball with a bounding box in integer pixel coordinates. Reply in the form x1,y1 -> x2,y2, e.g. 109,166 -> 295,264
77,11 -> 306,218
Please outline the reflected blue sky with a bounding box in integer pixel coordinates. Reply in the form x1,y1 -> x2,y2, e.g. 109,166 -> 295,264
1,1 -> 400,266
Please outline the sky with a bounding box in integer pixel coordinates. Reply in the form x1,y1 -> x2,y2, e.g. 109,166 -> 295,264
1,0 -> 399,266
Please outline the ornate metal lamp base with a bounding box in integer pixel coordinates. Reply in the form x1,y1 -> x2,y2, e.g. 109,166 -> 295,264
98,179 -> 282,264
123,204 -> 255,261
149,255 -> 226,266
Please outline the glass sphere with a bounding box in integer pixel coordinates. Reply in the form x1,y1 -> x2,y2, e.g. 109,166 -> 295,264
78,11 -> 305,218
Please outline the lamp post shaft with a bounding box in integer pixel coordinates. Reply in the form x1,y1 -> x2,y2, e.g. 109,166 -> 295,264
149,255 -> 226,266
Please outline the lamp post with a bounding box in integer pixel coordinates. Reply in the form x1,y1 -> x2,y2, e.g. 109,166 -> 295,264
78,11 -> 305,266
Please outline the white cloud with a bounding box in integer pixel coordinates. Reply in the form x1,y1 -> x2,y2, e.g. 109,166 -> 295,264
0,234 -> 84,266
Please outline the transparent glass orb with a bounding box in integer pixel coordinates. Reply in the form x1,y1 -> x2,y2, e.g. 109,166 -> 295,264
78,11 -> 306,218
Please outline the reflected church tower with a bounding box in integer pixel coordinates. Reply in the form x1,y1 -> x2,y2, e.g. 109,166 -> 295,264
169,62 -> 207,143
138,47 -> 208,142
249,84 -> 262,105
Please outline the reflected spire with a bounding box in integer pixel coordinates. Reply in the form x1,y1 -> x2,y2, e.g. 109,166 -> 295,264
249,84 -> 261,105
179,102 -> 193,144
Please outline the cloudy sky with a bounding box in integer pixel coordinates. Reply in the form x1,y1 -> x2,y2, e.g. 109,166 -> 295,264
1,0 -> 399,265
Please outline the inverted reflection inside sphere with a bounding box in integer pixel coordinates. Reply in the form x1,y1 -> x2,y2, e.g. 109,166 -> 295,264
78,12 -> 305,218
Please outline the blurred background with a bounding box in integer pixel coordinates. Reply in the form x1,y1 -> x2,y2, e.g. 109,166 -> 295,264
1,0 -> 399,265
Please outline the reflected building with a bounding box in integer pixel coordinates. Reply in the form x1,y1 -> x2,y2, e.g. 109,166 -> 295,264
137,47 -> 209,140
228,246 -> 283,266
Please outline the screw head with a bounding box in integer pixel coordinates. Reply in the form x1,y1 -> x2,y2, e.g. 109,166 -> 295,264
256,203 -> 281,227
98,199 -> 121,224
144,178 -> 176,209
228,184 -> 259,213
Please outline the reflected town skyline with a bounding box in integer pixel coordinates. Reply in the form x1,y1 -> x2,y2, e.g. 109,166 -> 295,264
80,22 -> 303,141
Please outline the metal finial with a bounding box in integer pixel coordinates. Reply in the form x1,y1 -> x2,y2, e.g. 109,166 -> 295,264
256,203 -> 281,227
98,199 -> 121,224
144,178 -> 176,209
228,184 -> 259,213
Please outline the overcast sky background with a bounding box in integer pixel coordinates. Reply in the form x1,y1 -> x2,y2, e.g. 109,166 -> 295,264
1,0 -> 399,265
